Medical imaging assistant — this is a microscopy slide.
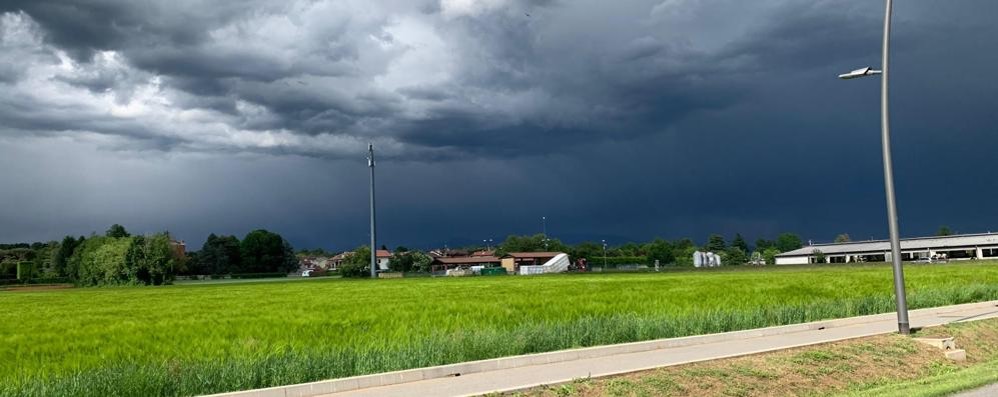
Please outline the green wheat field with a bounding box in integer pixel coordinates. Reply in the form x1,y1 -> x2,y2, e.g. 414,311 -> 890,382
3,262 -> 998,396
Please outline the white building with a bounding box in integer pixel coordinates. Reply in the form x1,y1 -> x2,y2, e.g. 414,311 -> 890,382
376,250 -> 391,271
775,233 -> 998,265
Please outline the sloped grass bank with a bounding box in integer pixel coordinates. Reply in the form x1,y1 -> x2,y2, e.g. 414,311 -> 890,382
521,317 -> 998,397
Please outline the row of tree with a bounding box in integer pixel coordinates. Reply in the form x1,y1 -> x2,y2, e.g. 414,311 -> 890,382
2,225 -> 299,286
184,230 -> 299,275
1,224 -> 181,286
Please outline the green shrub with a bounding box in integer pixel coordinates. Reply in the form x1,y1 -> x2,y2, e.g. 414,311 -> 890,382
16,262 -> 35,280
592,256 -> 649,267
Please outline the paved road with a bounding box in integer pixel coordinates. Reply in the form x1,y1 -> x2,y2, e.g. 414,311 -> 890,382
318,303 -> 998,397
953,383 -> 998,397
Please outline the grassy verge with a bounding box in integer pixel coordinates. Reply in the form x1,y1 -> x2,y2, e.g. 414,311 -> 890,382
518,318 -> 998,397
844,361 -> 998,397
2,262 -> 998,396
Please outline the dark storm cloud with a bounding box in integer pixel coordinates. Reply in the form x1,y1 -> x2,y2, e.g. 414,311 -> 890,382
0,0 -> 266,61
0,0 -> 764,158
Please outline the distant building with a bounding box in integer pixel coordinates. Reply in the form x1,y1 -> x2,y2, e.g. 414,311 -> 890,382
432,255 -> 501,270
329,252 -> 354,270
298,256 -> 334,270
169,240 -> 186,259
376,249 -> 391,270
775,233 -> 998,265
500,252 -> 565,274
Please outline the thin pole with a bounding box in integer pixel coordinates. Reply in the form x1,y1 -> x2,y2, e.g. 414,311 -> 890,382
368,143 -> 377,279
880,0 -> 910,334
542,216 -> 547,249
602,240 -> 607,269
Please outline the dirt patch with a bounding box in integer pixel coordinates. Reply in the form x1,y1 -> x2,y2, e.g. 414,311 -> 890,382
1,284 -> 75,292
513,318 -> 998,397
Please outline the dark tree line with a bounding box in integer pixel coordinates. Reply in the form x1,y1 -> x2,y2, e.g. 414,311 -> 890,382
2,225 -> 298,285
184,229 -> 298,276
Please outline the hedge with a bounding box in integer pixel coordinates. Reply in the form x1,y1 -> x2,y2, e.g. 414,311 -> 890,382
0,277 -> 73,286
229,272 -> 288,279
589,256 -> 649,267
16,262 -> 34,280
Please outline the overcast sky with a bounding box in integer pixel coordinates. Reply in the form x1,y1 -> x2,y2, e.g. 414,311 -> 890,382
1,0 -> 997,251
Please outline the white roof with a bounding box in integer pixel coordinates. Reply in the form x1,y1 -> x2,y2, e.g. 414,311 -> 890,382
777,233 -> 998,257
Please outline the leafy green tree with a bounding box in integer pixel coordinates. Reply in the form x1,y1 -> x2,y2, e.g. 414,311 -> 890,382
142,233 -> 177,285
72,236 -> 131,286
674,245 -> 697,267
763,248 -> 781,265
389,251 -> 414,272
389,250 -> 431,273
755,239 -> 775,251
644,239 -> 675,265
614,242 -> 644,257
340,246 -> 372,278
937,226 -> 953,236
674,238 -> 695,250
125,233 -> 177,285
732,234 -> 749,253
775,233 -> 803,252
834,234 -> 851,243
52,236 -> 81,277
240,230 -> 297,273
570,241 -> 604,261
106,224 -> 131,238
704,234 -> 727,252
411,252 -> 432,273
496,234 -> 568,256
725,247 -> 748,265
197,234 -> 242,275
812,249 -> 826,264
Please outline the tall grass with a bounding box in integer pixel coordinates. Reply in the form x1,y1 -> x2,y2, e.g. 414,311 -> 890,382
2,262 -> 998,396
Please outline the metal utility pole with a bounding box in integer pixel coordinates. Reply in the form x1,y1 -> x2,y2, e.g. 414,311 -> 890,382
838,0 -> 909,335
368,143 -> 377,279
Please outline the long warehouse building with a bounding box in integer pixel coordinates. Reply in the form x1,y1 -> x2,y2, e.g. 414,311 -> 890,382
775,233 -> 998,265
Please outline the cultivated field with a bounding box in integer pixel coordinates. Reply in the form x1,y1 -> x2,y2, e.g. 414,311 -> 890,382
3,262 -> 998,396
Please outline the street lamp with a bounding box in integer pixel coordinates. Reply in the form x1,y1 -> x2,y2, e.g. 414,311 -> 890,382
368,143 -> 378,279
838,0 -> 909,335
838,67 -> 882,80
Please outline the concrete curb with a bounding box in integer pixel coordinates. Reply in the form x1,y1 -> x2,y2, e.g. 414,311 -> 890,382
206,300 -> 998,397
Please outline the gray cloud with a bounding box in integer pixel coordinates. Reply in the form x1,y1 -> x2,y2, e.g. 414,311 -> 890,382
0,0 -> 788,159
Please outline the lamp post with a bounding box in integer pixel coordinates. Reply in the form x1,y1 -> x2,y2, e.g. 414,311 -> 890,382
838,0 -> 909,335
542,216 -> 548,250
368,143 -> 378,279
601,239 -> 607,269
